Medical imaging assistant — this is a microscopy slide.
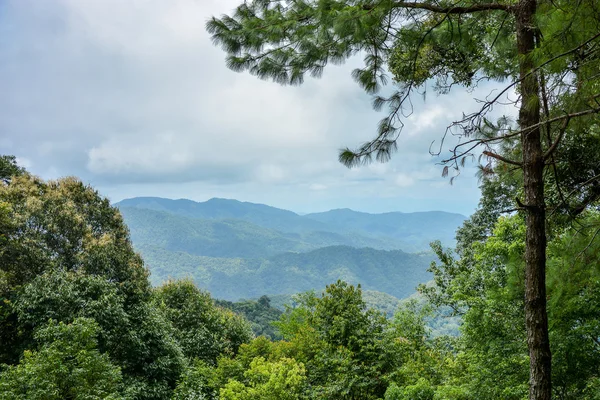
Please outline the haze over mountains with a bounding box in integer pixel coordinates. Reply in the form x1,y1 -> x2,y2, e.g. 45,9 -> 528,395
116,197 -> 466,300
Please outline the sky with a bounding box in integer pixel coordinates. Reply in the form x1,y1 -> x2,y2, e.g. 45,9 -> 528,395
0,0 -> 517,216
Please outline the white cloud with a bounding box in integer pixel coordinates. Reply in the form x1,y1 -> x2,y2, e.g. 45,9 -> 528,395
0,0 -> 514,215
254,164 -> 286,184
87,132 -> 195,175
394,173 -> 415,188
309,183 -> 328,191
407,105 -> 452,134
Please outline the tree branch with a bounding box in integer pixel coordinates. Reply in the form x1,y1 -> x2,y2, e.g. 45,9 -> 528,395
548,172 -> 600,218
483,150 -> 522,166
543,114 -> 570,160
365,1 -> 514,14
515,107 -> 600,137
449,30 -> 600,134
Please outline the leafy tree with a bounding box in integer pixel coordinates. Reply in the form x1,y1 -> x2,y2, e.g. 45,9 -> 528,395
13,270 -> 128,355
424,212 -> 600,399
0,173 -> 144,364
0,174 -> 149,296
8,261 -> 186,400
276,281 -> 394,399
0,318 -> 123,400
173,360 -> 221,400
0,170 -> 186,399
154,279 -> 253,364
216,295 -> 283,339
0,155 -> 25,184
207,2 -> 600,398
219,357 -> 307,400
385,379 -> 435,400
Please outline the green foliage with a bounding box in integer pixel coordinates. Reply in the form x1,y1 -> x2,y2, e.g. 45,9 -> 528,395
0,318 -> 123,400
5,155 -> 600,400
217,295 -> 283,339
155,279 -> 253,364
0,155 -> 25,184
13,270 -> 128,356
0,170 -> 190,399
385,379 -> 435,400
172,361 -> 219,400
139,243 -> 433,301
15,270 -> 188,399
0,174 -> 149,296
0,173 -> 149,365
388,11 -> 514,88
219,357 -> 307,400
275,281 -> 395,399
421,210 -> 600,399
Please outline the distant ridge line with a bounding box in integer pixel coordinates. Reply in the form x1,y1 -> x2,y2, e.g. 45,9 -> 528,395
114,196 -> 467,218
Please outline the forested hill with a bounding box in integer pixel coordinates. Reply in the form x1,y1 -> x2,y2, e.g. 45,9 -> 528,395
116,197 -> 463,301
134,244 -> 432,300
116,196 -> 466,252
116,196 -> 329,234
118,206 -> 402,258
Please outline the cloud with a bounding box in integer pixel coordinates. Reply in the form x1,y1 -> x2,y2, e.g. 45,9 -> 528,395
394,174 -> 415,188
0,0 -> 514,215
309,184 -> 328,191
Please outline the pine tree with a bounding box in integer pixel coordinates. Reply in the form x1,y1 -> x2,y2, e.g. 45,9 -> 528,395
207,2 -> 600,399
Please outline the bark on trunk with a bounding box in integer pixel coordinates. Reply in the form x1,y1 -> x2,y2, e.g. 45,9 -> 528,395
516,1 -> 552,399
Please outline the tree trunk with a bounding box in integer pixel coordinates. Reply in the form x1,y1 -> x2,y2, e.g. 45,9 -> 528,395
516,1 -> 552,399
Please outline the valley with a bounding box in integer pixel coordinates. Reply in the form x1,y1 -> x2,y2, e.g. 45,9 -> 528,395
116,197 -> 466,301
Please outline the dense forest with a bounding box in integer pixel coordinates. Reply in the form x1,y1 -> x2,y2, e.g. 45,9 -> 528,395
115,199 -> 462,300
2,0 -> 600,398
2,118 -> 600,400
127,242 -> 433,300
205,0 -> 600,399
117,197 -> 465,253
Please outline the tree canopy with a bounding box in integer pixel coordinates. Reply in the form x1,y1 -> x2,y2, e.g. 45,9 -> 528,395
207,2 -> 600,398
2,156 -> 600,399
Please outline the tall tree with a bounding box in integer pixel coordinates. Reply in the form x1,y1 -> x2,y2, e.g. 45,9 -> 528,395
0,169 -> 186,399
207,1 -> 600,399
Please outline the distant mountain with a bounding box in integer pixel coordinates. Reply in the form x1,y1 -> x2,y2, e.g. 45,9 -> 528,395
117,196 -> 329,234
120,207 -> 315,258
304,208 -> 466,251
119,207 -> 402,259
115,197 -> 464,301
137,244 -> 433,301
116,197 -> 466,252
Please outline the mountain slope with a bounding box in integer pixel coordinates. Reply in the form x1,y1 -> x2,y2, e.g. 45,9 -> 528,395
116,197 -> 466,252
117,196 -> 328,234
304,208 -> 466,250
137,244 -> 433,301
116,197 -> 458,302
120,206 -> 316,258
119,206 -> 405,257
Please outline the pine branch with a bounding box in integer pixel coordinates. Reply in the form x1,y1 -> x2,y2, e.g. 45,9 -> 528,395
380,1 -> 514,14
483,150 -> 522,166
548,172 -> 600,218
543,114 -> 570,161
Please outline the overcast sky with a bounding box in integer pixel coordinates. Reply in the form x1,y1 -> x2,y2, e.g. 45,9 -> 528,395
0,0 -> 516,216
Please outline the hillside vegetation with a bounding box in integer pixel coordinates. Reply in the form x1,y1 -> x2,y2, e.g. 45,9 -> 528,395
116,197 -> 463,301
137,243 -> 432,301
3,154 -> 600,399
117,197 -> 465,253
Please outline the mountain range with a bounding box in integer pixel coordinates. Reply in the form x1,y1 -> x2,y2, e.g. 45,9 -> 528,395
115,197 -> 467,301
